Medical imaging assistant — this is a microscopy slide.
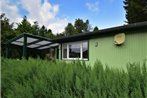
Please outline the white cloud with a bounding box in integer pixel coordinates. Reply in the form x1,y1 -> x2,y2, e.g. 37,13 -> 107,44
47,18 -> 68,33
86,1 -> 99,12
0,0 -> 22,24
1,0 -> 69,34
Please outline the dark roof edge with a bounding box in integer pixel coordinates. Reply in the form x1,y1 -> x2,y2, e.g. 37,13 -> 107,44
5,33 -> 25,44
52,21 -> 147,43
5,33 -> 52,44
5,21 -> 147,44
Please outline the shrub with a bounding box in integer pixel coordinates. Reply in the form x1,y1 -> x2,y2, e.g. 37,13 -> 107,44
1,58 -> 147,98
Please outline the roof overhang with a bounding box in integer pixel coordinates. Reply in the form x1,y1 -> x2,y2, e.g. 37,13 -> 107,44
52,21 -> 147,43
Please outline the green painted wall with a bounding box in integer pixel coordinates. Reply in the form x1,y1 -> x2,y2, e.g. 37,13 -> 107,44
145,31 -> 147,65
88,30 -> 147,68
58,29 -> 147,69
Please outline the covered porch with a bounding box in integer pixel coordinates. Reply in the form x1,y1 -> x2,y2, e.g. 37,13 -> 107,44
5,33 -> 59,60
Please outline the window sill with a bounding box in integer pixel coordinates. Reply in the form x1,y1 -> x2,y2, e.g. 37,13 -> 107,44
62,58 -> 88,61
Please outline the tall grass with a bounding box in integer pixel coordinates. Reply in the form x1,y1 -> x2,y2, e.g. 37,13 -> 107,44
1,58 -> 147,98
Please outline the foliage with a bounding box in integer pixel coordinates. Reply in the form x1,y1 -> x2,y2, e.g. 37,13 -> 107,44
74,18 -> 86,33
15,16 -> 55,38
15,16 -> 34,35
1,13 -> 16,57
1,14 -> 55,44
1,14 -> 98,44
123,0 -> 147,23
1,13 -> 16,44
1,58 -> 147,98
63,19 -> 94,36
83,20 -> 92,33
93,26 -> 99,32
39,25 -> 55,38
64,23 -> 76,36
74,18 -> 92,33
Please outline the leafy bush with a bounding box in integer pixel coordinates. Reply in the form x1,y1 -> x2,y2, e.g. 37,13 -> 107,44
1,58 -> 147,98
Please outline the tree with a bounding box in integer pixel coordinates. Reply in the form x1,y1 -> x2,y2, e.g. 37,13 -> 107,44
45,29 -> 55,38
74,18 -> 85,33
93,26 -> 99,32
1,13 -> 15,43
74,18 -> 92,33
32,21 -> 39,35
64,23 -> 76,36
83,20 -> 92,32
39,25 -> 47,37
63,18 -> 98,36
1,13 -> 16,57
38,25 -> 55,38
55,33 -> 64,38
124,0 -> 147,23
16,16 -> 33,35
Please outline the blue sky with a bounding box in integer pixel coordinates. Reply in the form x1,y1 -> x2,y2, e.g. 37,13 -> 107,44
1,0 -> 126,34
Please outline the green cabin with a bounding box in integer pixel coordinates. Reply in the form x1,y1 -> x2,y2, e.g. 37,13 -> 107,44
5,21 -> 147,68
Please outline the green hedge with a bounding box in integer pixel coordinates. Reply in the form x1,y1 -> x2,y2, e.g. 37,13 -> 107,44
1,58 -> 147,98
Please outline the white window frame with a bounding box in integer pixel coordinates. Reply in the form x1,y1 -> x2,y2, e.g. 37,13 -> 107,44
62,41 -> 88,60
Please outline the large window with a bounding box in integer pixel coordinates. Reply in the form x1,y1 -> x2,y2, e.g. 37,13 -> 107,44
62,41 -> 88,60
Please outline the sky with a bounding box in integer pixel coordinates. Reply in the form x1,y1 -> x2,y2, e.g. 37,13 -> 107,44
1,0 -> 126,34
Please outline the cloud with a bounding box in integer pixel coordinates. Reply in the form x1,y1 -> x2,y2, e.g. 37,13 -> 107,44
1,0 -> 69,34
47,18 -> 68,33
86,1 -> 99,12
0,0 -> 22,24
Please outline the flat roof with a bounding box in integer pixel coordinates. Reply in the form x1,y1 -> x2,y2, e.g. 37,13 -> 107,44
5,33 -> 59,50
52,21 -> 147,43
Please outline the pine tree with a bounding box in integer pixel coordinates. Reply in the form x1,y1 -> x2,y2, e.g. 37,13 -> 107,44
124,0 -> 147,23
16,16 -> 33,34
45,29 -> 55,38
83,20 -> 92,33
1,13 -> 15,43
74,18 -> 85,33
39,25 -> 47,37
32,21 -> 39,35
1,13 -> 16,57
64,23 -> 76,36
93,26 -> 99,32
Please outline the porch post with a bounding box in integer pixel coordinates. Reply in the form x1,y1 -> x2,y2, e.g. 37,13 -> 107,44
23,34 -> 27,59
6,44 -> 9,58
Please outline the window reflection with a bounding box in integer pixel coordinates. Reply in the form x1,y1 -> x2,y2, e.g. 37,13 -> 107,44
69,43 -> 80,58
82,42 -> 88,58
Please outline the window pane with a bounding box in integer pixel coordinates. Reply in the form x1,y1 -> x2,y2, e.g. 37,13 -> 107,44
69,43 -> 80,58
82,42 -> 88,58
63,44 -> 67,58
